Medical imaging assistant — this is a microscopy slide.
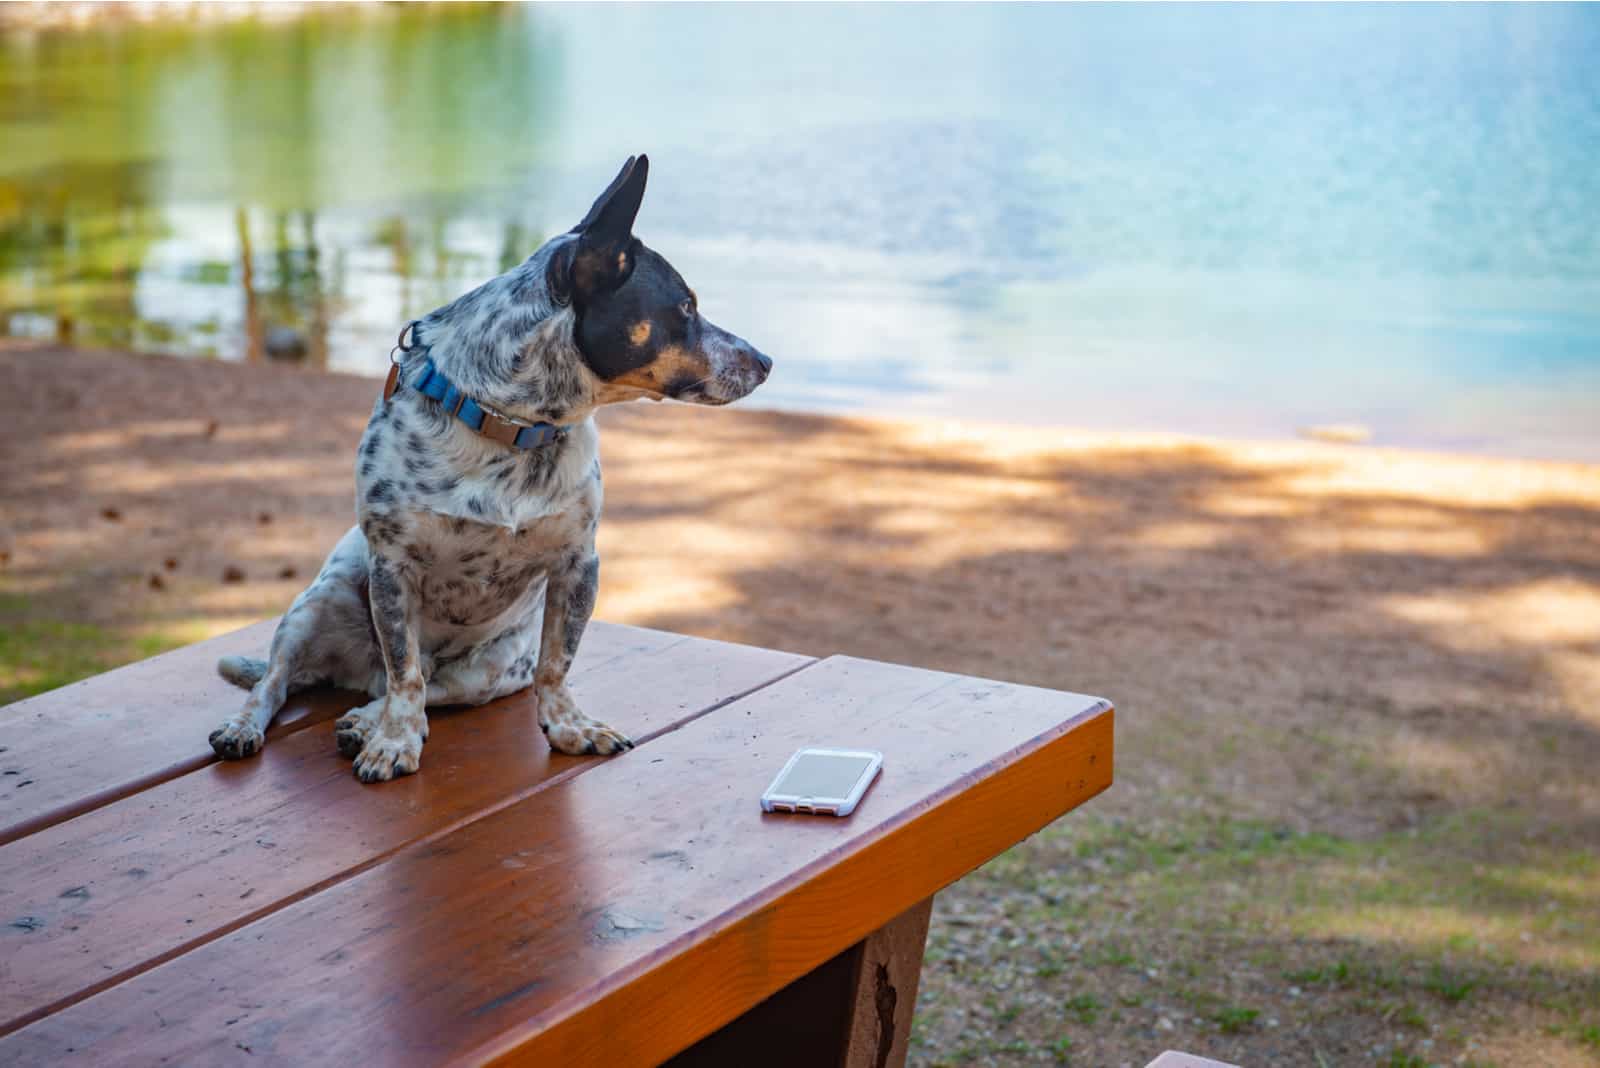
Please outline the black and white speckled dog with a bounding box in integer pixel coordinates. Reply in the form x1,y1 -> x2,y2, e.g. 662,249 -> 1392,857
206,155 -> 772,782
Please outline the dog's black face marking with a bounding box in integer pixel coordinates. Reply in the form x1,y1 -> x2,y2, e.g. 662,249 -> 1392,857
562,155 -> 774,406
575,243 -> 694,381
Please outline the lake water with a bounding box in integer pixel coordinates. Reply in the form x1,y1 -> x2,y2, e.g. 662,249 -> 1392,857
4,3 -> 1598,459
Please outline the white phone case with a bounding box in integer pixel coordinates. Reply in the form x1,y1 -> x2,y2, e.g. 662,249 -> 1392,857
760,747 -> 883,816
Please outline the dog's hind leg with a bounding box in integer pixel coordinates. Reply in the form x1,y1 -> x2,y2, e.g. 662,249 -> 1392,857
208,595 -> 325,759
209,528 -> 380,760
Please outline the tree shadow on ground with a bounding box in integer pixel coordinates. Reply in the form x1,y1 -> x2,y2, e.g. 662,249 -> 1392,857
4,345 -> 1599,1064
590,404 -> 1600,1067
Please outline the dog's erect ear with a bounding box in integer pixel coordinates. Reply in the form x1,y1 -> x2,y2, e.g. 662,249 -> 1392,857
568,154 -> 649,302
574,155 -> 648,238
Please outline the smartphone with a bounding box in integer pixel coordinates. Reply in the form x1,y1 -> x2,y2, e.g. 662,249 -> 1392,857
760,747 -> 883,816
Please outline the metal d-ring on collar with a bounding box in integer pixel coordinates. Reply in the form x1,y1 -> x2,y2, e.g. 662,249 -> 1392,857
390,319 -> 420,366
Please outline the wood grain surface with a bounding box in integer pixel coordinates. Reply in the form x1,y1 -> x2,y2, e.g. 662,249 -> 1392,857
0,620 -> 757,846
0,627 -> 809,1034
1,656 -> 1112,1067
1,621 -> 301,846
840,900 -> 935,1068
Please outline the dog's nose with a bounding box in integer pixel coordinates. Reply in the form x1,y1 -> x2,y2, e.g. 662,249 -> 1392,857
750,349 -> 773,379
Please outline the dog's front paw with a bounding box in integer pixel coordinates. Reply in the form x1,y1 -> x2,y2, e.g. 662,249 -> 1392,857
209,719 -> 264,760
353,729 -> 423,783
546,718 -> 633,756
334,697 -> 386,759
537,684 -> 634,756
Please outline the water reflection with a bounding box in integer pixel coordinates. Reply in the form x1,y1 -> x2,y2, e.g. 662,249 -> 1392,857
2,4 -> 1598,459
0,3 -> 558,360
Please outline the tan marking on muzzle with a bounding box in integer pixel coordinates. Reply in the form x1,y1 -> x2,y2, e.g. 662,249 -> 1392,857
608,344 -> 712,394
629,321 -> 652,346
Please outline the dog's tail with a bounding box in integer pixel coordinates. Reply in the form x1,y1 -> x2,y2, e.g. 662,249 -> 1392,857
217,655 -> 269,690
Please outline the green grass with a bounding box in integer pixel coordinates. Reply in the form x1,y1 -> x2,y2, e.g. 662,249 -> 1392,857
1090,945 -> 1135,968
930,802 -> 1600,1064
1288,959 -> 1353,986
1022,808 -> 1600,977
0,592 -> 196,704
1385,1052 -> 1430,1068
1211,1006 -> 1260,1034
1386,1002 -> 1430,1030
1422,965 -> 1478,1004
1063,994 -> 1100,1026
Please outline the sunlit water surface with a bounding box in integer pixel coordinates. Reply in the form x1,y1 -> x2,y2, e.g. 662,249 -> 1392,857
3,4 -> 1598,458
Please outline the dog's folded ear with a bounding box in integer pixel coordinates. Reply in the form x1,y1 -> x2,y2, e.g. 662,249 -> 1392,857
564,154 -> 649,303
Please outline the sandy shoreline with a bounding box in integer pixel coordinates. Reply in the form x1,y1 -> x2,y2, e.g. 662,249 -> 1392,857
2,341 -> 1598,1066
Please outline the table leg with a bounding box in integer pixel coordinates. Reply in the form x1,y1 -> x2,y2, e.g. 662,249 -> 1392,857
840,898 -> 935,1068
663,896 -> 935,1068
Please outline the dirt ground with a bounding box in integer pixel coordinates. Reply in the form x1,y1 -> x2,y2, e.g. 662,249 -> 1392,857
2,341 -> 1598,1067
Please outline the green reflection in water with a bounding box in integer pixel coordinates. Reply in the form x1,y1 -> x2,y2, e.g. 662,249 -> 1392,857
0,4 -> 558,360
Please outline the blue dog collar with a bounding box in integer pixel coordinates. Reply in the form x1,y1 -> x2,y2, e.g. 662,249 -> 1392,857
391,356 -> 569,450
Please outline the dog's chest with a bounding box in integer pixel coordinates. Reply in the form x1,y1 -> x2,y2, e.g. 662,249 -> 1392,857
404,504 -> 591,628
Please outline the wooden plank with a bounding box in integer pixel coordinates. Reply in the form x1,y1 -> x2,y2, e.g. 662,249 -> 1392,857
0,657 -> 1113,1067
0,630 -> 809,1034
662,898 -> 933,1068
840,899 -> 934,1068
661,928 -> 864,1068
0,619 -> 675,846
1,621 -> 283,846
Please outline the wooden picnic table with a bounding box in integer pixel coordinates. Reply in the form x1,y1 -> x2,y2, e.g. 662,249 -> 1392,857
0,620 -> 1113,1066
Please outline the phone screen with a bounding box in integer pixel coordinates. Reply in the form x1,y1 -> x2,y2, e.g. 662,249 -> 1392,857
776,752 -> 876,800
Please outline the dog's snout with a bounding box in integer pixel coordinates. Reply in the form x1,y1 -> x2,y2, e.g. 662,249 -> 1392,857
697,322 -> 771,403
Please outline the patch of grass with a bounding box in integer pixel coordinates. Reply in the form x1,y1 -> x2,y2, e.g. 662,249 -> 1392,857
1366,966 -> 1406,992
1063,994 -> 1100,1025
1212,1005 -> 1260,1034
1574,1023 -> 1600,1049
1175,985 -> 1223,1012
0,591 -> 207,704
0,594 -> 123,702
1385,1052 -> 1429,1068
1422,964 -> 1477,1004
1048,1036 -> 1073,1063
1274,823 -> 1600,974
1288,959 -> 1353,986
1090,945 -> 1135,968
945,803 -> 1600,1064
1385,1001 -> 1429,1030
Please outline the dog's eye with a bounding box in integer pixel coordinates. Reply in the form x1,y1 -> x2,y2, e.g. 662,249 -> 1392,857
678,298 -> 695,318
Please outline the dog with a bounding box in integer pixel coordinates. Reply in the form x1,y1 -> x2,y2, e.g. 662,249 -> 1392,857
207,155 -> 773,782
